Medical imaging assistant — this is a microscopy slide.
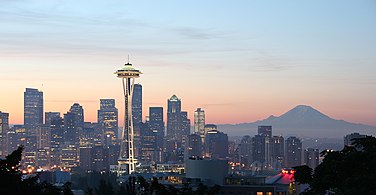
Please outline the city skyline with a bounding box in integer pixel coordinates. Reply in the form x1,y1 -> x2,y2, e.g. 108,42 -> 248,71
1,0 -> 376,126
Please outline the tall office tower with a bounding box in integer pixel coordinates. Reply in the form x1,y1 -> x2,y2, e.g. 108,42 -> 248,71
187,134 -> 202,158
24,88 -> 43,134
204,130 -> 228,159
252,135 -> 266,163
304,148 -> 320,169
69,103 -> 84,138
37,125 -> 50,148
344,132 -> 367,147
285,136 -> 302,167
114,61 -> 142,176
194,108 -> 205,143
167,95 -> 181,142
132,84 -> 142,127
271,136 -> 284,169
98,99 -> 118,146
149,107 -> 164,162
63,112 -> 79,144
49,115 -> 63,166
239,135 -> 253,168
132,84 -> 142,159
180,111 -> 191,142
140,122 -> 158,163
45,112 -> 60,126
0,111 -> 9,157
258,126 -> 272,137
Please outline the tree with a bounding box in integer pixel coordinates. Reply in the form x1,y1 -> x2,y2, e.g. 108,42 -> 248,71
294,136 -> 376,194
95,179 -> 114,195
63,182 -> 74,195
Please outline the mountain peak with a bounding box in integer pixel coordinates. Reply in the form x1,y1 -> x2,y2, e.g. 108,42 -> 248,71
280,105 -> 330,121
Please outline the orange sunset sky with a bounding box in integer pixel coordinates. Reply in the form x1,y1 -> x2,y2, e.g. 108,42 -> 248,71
1,1 -> 375,126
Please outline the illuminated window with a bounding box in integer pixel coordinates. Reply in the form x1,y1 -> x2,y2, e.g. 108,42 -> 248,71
257,192 -> 263,195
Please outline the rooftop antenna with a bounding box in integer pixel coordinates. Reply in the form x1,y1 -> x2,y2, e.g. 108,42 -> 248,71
127,55 -> 130,64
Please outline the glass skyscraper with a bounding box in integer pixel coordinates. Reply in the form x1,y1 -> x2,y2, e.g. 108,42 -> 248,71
98,99 -> 118,145
24,88 -> 43,133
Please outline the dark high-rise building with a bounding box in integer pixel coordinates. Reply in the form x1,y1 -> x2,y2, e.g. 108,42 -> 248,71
24,88 -> 43,134
69,103 -> 84,138
304,148 -> 319,169
167,95 -> 181,142
252,135 -> 266,163
285,136 -> 302,167
239,135 -> 253,168
132,84 -> 142,127
258,126 -> 272,137
63,112 -> 79,144
0,111 -> 9,157
271,135 -> 284,169
187,134 -> 202,158
344,132 -> 367,147
132,84 -> 142,158
166,95 -> 190,144
149,107 -> 164,162
180,111 -> 191,141
49,115 -> 63,166
98,99 -> 118,146
204,130 -> 228,159
140,122 -> 157,163
45,112 -> 60,126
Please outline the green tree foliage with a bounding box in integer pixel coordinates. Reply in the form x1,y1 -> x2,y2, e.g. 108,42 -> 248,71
295,136 -> 376,194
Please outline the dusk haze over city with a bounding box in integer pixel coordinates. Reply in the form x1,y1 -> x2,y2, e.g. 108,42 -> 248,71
0,1 -> 375,194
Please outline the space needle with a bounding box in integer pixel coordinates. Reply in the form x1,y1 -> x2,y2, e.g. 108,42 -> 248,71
114,60 -> 142,176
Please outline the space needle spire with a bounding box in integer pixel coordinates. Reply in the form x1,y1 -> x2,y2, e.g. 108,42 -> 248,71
114,60 -> 142,176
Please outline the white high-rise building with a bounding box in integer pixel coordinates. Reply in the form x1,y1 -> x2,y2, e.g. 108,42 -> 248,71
194,108 -> 205,143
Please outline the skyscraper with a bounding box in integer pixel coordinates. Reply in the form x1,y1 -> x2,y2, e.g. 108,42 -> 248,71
166,95 -> 190,144
204,130 -> 228,159
98,99 -> 118,146
180,111 -> 191,141
187,133 -> 202,158
238,135 -> 253,168
194,108 -> 205,143
45,112 -> 60,126
149,107 -> 164,162
63,112 -> 79,144
167,95 -> 181,142
271,135 -> 284,169
132,84 -> 142,128
285,136 -> 302,167
69,103 -> 84,138
0,111 -> 9,157
24,88 -> 43,134
49,115 -> 63,166
114,61 -> 142,175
